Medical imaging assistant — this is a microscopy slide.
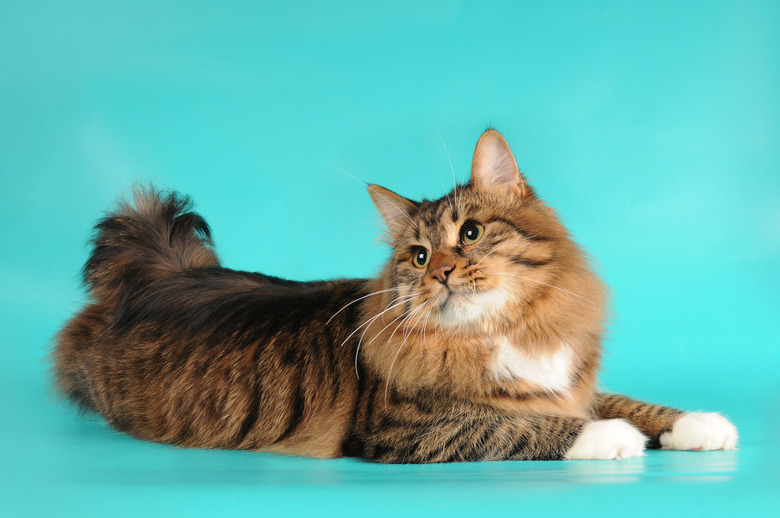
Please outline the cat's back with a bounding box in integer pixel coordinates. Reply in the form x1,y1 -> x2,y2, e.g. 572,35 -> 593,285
110,265 -> 369,337
56,265 -> 373,455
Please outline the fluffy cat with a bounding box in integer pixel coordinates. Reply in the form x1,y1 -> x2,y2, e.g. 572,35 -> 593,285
54,129 -> 737,462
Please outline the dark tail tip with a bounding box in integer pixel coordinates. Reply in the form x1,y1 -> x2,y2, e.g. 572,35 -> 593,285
83,185 -> 219,302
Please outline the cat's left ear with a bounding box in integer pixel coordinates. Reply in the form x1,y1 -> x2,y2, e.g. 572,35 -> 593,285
470,129 -> 528,197
368,185 -> 419,238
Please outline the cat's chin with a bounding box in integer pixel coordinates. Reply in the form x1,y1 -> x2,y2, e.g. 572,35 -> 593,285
436,288 -> 508,327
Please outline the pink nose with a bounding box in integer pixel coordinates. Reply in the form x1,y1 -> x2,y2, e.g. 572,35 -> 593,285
430,264 -> 454,283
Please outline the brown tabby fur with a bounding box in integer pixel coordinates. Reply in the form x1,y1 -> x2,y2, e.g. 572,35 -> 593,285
55,130 -> 686,463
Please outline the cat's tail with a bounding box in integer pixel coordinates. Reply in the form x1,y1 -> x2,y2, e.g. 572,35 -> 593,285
83,185 -> 220,305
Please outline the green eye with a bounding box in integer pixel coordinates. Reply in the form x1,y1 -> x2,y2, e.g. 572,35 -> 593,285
411,247 -> 430,268
461,221 -> 484,245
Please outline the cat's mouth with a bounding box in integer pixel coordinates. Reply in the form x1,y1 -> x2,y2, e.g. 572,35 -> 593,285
442,289 -> 474,305
435,286 -> 507,325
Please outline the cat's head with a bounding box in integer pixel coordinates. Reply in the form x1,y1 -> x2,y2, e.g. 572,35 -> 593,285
368,129 -> 605,339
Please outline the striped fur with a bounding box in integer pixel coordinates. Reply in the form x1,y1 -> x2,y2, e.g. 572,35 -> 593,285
54,130 -> 733,462
595,394 -> 683,449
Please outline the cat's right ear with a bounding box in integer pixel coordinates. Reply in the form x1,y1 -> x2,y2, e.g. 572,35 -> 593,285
368,185 -> 418,238
470,129 -> 528,197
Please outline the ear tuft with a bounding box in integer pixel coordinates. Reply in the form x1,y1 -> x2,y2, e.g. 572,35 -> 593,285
368,185 -> 418,238
470,130 -> 526,196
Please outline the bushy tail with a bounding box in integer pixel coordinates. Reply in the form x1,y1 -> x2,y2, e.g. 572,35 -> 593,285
83,186 -> 219,305
54,186 -> 219,409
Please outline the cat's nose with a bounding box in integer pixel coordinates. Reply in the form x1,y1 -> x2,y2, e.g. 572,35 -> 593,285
430,264 -> 454,283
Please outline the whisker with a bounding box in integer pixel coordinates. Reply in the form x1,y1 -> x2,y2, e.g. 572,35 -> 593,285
438,131 -> 463,217
355,303 -> 414,378
353,292 -> 420,377
327,287 -> 397,325
377,299 -> 426,350
429,158 -> 455,209
403,299 -> 430,341
384,301 -> 430,407
421,304 -> 446,366
360,215 -> 422,256
333,166 -> 369,187
371,190 -> 419,232
360,301 -> 413,351
481,269 -> 593,304
475,247 -> 499,266
404,302 -> 435,366
362,293 -> 417,332
341,293 -> 416,349
328,219 -> 383,247
366,302 -> 424,383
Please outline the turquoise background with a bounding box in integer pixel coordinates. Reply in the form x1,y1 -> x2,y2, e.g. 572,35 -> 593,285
1,1 -> 778,516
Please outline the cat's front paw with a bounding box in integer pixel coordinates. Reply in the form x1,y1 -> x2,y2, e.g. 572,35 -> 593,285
564,419 -> 647,460
660,412 -> 738,451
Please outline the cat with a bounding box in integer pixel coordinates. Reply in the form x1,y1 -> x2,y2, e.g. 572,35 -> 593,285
54,129 -> 737,462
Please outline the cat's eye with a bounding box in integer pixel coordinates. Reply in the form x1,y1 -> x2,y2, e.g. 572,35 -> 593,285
411,247 -> 430,268
460,221 -> 484,245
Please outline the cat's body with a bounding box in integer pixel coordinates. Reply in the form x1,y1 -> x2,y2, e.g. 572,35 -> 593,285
55,130 -> 737,462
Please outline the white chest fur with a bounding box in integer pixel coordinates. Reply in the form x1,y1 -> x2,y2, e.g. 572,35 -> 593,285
490,338 -> 574,392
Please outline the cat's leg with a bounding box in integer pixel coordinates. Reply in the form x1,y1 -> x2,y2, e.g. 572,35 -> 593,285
351,412 -> 647,463
595,394 -> 738,451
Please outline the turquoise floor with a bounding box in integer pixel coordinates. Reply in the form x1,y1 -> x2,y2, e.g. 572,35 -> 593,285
2,1 -> 778,516
4,375 -> 779,516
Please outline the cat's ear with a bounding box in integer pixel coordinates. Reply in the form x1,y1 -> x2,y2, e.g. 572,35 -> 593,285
368,185 -> 418,238
470,129 -> 527,196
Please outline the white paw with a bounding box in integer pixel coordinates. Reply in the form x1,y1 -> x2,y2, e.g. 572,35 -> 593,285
565,419 -> 647,460
660,412 -> 738,451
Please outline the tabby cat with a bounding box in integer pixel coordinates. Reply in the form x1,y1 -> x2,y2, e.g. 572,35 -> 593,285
54,130 -> 737,462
